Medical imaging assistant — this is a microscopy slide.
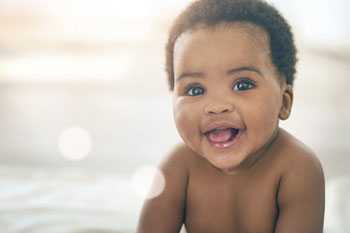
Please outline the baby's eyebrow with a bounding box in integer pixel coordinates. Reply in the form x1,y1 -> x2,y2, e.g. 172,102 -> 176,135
176,71 -> 204,82
176,66 -> 263,82
227,66 -> 263,77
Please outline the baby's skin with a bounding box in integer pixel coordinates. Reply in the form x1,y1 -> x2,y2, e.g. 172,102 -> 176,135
137,22 -> 325,233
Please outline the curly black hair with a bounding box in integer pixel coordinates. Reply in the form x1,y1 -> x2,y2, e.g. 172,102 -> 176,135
165,0 -> 297,91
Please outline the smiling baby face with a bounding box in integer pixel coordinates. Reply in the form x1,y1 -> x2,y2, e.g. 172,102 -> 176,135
172,22 -> 293,174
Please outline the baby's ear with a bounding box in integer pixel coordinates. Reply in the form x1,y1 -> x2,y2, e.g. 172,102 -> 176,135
279,84 -> 293,120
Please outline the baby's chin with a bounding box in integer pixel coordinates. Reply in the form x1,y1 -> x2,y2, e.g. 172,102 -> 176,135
181,135 -> 254,173
202,151 -> 247,174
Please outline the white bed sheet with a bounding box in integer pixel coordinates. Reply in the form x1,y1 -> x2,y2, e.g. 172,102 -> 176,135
1,165 -> 349,233
0,165 -> 142,233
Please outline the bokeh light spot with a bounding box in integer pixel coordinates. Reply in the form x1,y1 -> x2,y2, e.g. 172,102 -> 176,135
58,127 -> 92,161
131,165 -> 165,200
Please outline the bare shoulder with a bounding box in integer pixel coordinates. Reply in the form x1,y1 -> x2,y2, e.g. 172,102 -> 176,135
155,143 -> 195,197
160,142 -> 198,174
275,128 -> 324,177
272,129 -> 325,232
136,143 -> 196,233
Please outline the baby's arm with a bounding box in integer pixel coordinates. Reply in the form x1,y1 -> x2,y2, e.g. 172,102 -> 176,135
136,144 -> 190,233
274,151 -> 325,233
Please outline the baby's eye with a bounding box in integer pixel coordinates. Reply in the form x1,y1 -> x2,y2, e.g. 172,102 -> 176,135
185,85 -> 205,96
233,78 -> 256,91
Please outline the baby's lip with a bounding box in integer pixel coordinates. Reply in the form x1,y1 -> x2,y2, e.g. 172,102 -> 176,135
201,120 -> 243,135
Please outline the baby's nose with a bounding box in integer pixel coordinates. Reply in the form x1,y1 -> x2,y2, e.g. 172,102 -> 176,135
204,103 -> 234,115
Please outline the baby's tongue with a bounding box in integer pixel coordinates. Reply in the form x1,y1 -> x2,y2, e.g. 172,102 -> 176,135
207,128 -> 232,143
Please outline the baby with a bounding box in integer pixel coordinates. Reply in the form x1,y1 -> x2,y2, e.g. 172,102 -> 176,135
137,0 -> 325,232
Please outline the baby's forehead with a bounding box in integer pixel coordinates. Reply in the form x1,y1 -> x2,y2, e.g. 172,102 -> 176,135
177,21 -> 271,54
175,22 -> 272,66
214,22 -> 269,41
173,21 -> 282,85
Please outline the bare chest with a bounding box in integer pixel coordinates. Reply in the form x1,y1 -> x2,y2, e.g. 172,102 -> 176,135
185,168 -> 279,233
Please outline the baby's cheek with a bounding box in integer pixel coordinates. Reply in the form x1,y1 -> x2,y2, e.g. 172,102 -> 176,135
247,102 -> 279,137
173,103 -> 199,144
260,105 -> 280,139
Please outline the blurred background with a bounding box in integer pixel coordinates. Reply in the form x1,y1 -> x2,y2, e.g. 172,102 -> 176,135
0,0 -> 349,232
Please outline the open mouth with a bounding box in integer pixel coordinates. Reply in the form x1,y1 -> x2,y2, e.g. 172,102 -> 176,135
204,128 -> 240,149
